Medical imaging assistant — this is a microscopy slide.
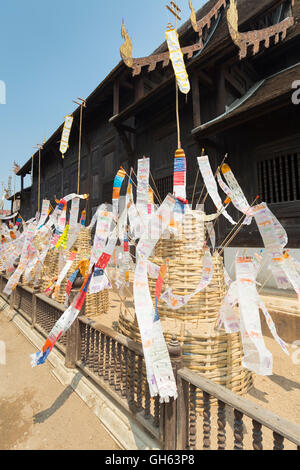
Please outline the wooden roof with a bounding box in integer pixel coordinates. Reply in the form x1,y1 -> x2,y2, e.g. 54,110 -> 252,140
17,0 -> 300,176
192,61 -> 300,136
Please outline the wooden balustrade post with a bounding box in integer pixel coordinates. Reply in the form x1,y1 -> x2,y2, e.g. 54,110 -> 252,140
31,288 -> 39,329
176,372 -> 189,450
9,290 -> 15,310
163,335 -> 183,450
65,288 -> 82,369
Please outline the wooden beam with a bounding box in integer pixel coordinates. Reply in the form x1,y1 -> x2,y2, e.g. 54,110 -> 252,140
113,123 -> 136,169
143,77 -> 156,92
192,74 -> 201,129
224,70 -> 245,97
134,76 -> 144,102
121,80 -> 134,91
243,61 -> 260,82
113,79 -> 120,116
119,123 -> 136,134
197,70 -> 214,90
216,69 -> 226,116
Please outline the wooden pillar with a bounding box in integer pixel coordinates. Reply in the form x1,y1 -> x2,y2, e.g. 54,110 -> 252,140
192,74 -> 201,129
60,156 -> 64,199
65,319 -> 81,369
176,372 -> 189,450
65,287 -> 82,369
134,77 -> 144,102
21,175 -> 24,192
113,79 -> 120,116
87,149 -> 92,223
163,335 -> 183,450
31,289 -> 38,329
216,68 -> 226,116
9,290 -> 15,310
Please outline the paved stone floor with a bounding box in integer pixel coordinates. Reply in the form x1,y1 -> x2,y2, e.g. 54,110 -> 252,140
0,306 -> 119,450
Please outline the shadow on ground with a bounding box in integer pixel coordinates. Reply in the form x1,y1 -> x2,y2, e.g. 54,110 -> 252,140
33,372 -> 83,424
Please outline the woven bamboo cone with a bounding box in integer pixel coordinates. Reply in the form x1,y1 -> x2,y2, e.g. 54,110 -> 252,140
118,211 -> 253,411
52,226 -> 110,315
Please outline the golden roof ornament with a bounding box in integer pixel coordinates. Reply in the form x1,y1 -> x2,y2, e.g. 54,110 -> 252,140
189,0 -> 227,38
189,0 -> 197,32
227,0 -> 295,59
120,19 -> 133,68
120,14 -> 202,76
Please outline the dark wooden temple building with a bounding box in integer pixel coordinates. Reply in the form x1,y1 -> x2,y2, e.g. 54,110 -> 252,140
13,0 -> 300,248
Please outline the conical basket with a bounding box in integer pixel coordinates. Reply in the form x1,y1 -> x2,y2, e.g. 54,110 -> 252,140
118,211 -> 253,411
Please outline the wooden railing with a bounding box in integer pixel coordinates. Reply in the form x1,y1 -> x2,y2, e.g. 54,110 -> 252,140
1,275 -> 300,451
74,316 -> 162,441
177,368 -> 300,451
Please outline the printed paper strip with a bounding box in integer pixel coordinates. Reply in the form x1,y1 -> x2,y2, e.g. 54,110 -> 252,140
198,156 -> 236,225
165,28 -> 190,94
160,248 -> 213,309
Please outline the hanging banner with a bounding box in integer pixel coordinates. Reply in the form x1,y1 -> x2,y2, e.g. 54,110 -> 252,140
50,193 -> 88,248
252,203 -> 295,293
59,115 -> 74,158
136,157 -> 150,219
51,201 -> 67,248
218,256 -> 289,376
173,149 -> 187,200
31,270 -> 93,367
160,248 -> 213,309
3,221 -> 37,295
112,167 -> 126,219
217,164 -> 253,225
52,250 -> 77,301
134,194 -> 178,402
89,208 -> 113,294
217,281 -> 239,332
198,156 -> 236,225
147,261 -> 161,279
206,221 -> 216,251
253,203 -> 287,252
67,197 -> 80,250
0,211 -> 19,221
236,257 -> 274,375
165,28 -> 190,94
37,200 -> 50,228
279,253 -> 300,301
223,266 -> 232,288
148,188 -> 154,216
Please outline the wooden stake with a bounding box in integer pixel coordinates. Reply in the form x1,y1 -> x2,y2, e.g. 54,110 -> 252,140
73,97 -> 86,195
33,143 -> 44,215
217,197 -> 259,255
38,148 -> 41,214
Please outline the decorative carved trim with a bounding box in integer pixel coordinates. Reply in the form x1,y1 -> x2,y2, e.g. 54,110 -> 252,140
120,19 -> 203,76
189,0 -> 228,36
227,0 -> 295,59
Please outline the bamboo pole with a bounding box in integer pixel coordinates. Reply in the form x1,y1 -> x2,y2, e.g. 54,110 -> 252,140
77,103 -> 83,194
38,148 -> 41,214
217,197 -> 259,256
73,97 -> 86,195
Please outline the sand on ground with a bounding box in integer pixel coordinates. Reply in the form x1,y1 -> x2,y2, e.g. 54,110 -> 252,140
0,305 -> 119,451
